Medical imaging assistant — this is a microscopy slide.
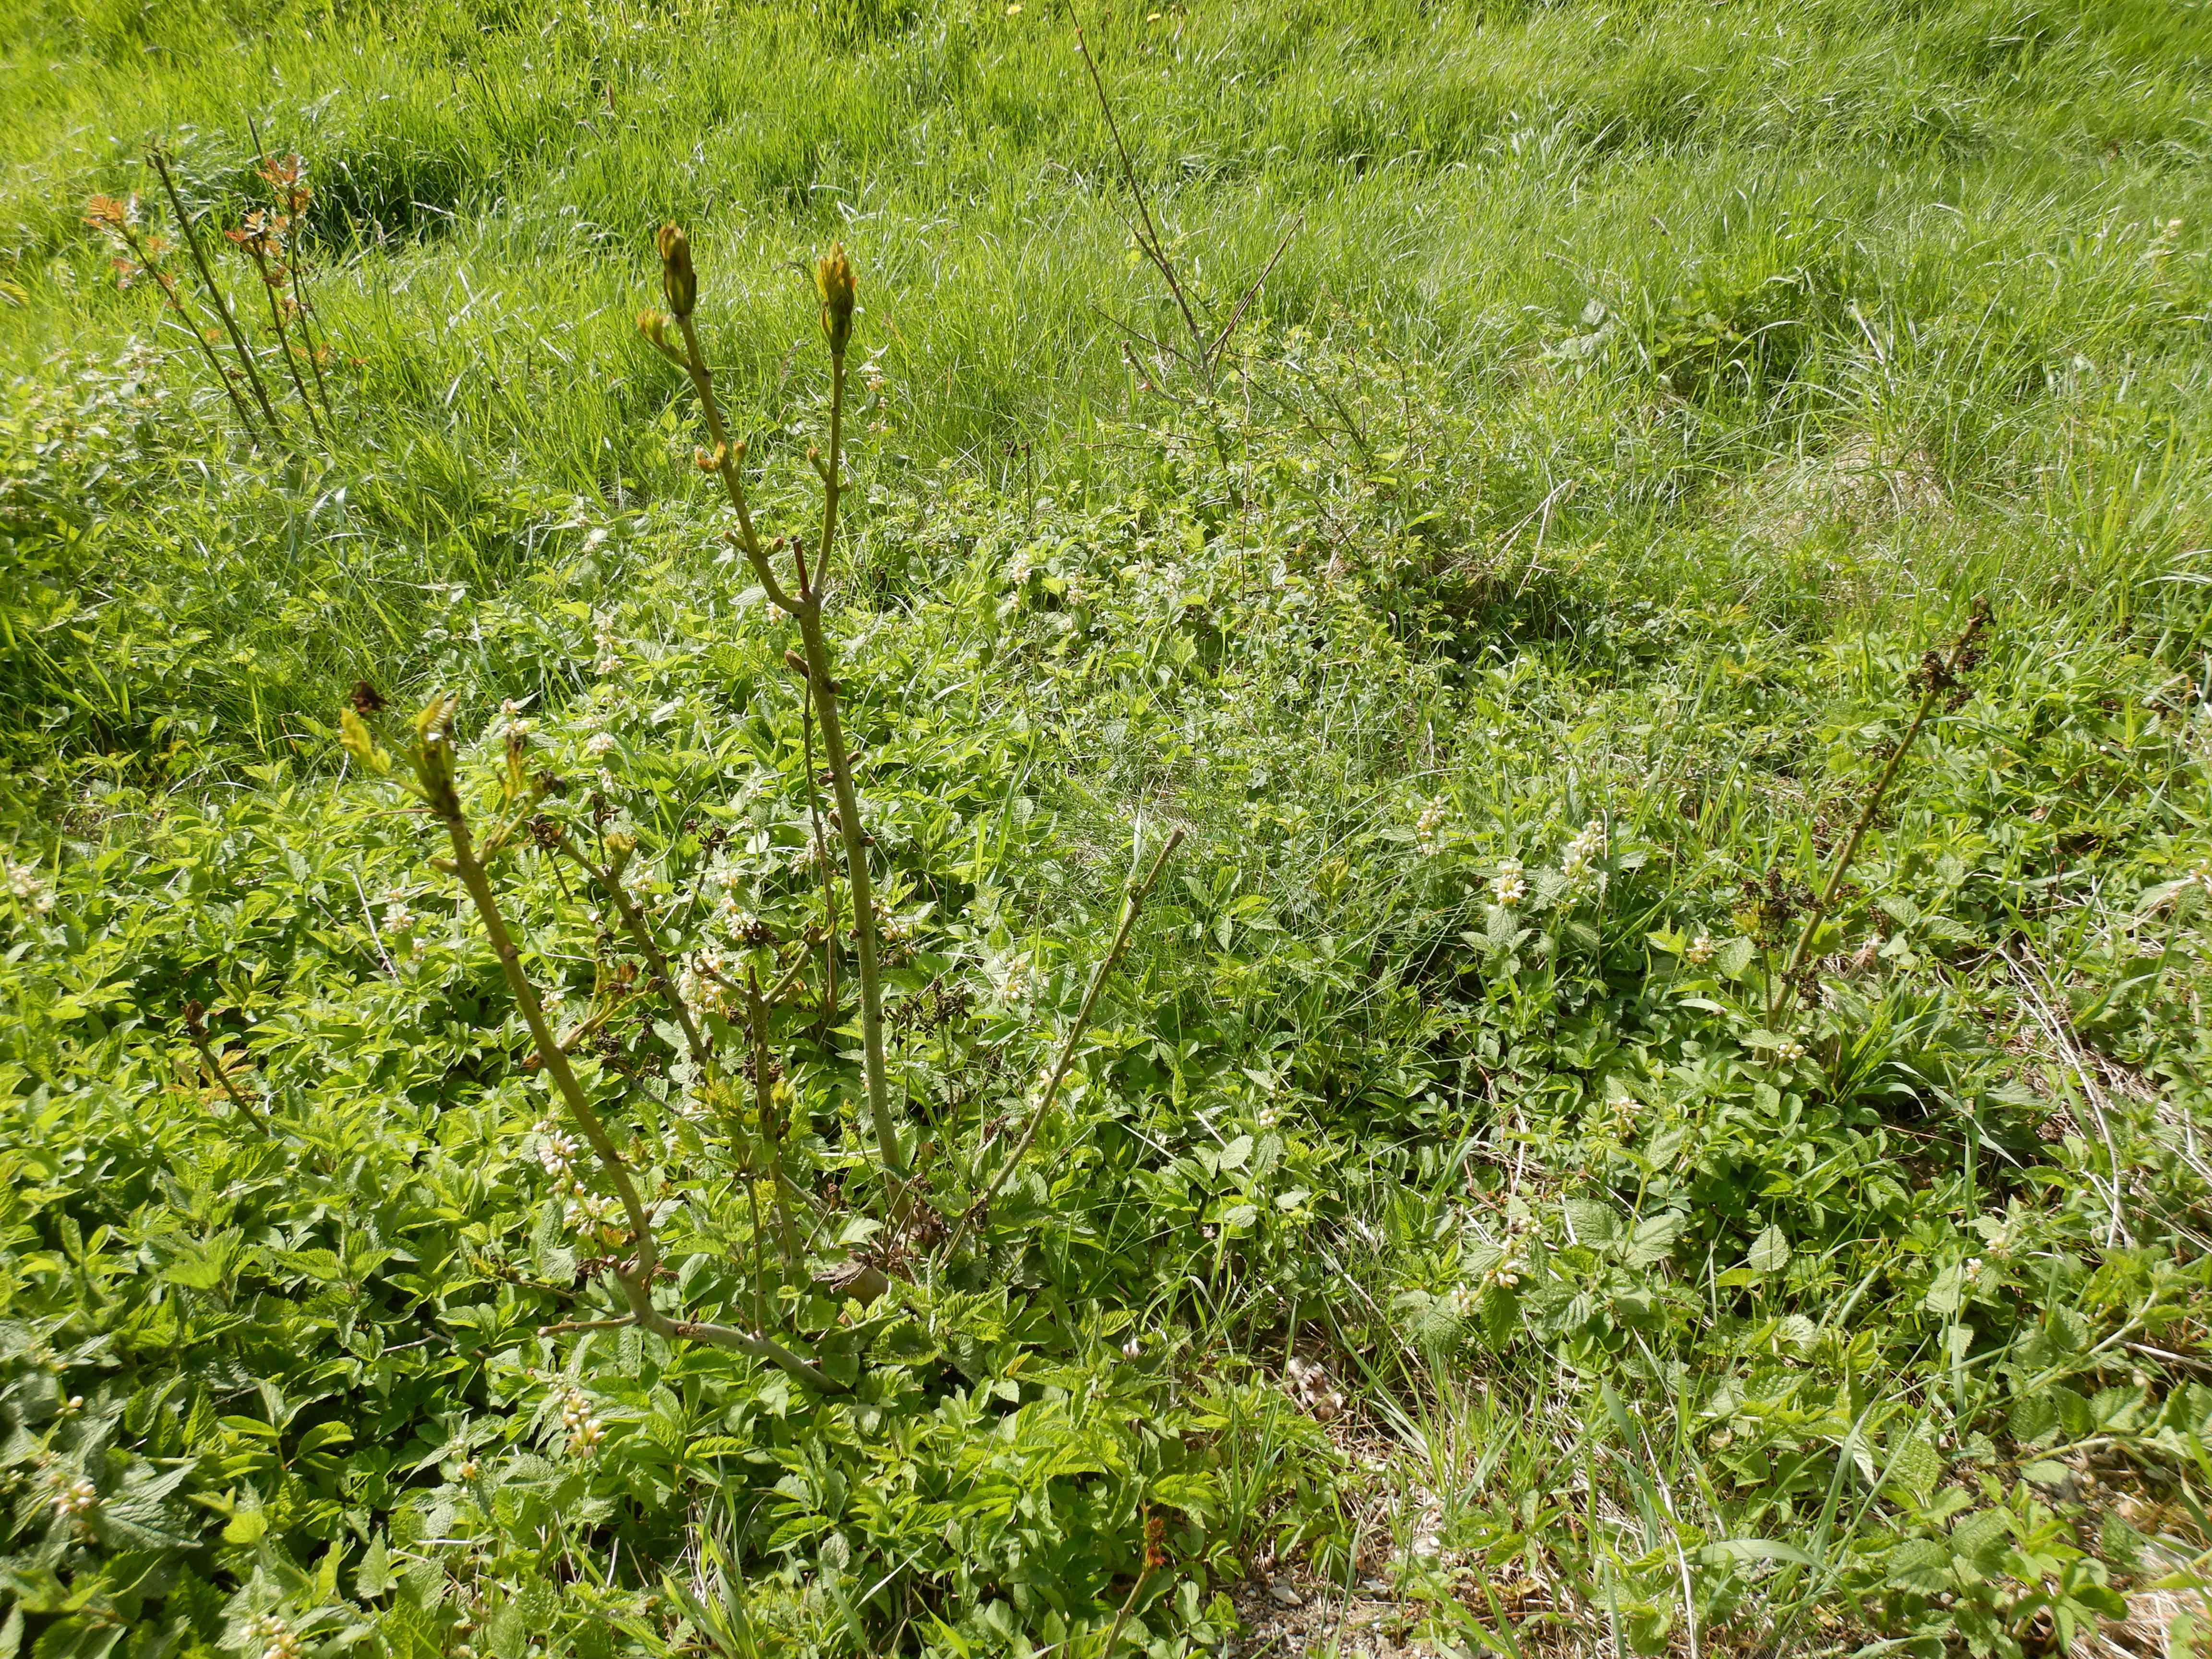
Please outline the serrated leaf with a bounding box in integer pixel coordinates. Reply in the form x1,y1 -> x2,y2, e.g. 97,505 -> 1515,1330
1746,1226 -> 1790,1275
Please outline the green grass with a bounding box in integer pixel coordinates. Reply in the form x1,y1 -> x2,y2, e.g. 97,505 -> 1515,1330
6,0 -> 2212,1655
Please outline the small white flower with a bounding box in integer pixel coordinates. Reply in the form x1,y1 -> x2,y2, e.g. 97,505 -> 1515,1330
585,731 -> 617,757
1772,1039 -> 1806,1064
51,1475 -> 97,1519
565,1192 -> 620,1238
1491,859 -> 1527,907
1559,818 -> 1606,882
1415,795 -> 1449,857
382,902 -> 417,934
560,1387 -> 606,1457
244,1614 -> 302,1659
1685,931 -> 1715,965
5,860 -> 48,910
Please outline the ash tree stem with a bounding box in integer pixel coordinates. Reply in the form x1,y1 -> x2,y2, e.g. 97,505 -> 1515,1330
419,729 -> 838,1391
666,287 -> 906,1181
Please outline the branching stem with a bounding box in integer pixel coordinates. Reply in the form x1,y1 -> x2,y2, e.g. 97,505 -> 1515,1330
549,830 -> 710,1072
668,300 -> 905,1181
181,1004 -> 270,1133
1773,600 -> 1989,1015
148,146 -> 288,443
941,828 -> 1182,1262
417,721 -> 840,1391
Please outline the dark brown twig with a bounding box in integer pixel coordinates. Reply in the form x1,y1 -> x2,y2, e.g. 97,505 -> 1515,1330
1773,598 -> 1989,1013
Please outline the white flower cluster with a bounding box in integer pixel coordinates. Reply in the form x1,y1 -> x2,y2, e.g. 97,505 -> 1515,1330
585,730 -> 618,758
491,698 -> 534,740
380,883 -> 417,935
1491,858 -> 1527,908
535,1118 -> 619,1242
1771,1038 -> 1806,1065
1415,795 -> 1449,858
994,953 -> 1033,1005
592,613 -> 621,677
1558,818 -> 1606,884
565,1191 -> 620,1242
1596,1094 -> 1641,1139
243,1614 -> 301,1659
1684,931 -> 1716,965
1480,1226 -> 1532,1291
6,859 -> 55,915
677,945 -> 733,1017
560,1386 -> 605,1458
50,1473 -> 97,1520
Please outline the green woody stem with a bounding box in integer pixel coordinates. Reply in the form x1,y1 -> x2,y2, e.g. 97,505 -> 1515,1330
797,346 -> 905,1178
666,283 -> 905,1181
419,724 -> 838,1390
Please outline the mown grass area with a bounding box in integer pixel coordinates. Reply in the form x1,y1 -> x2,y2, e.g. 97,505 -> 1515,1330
5,0 -> 2212,1656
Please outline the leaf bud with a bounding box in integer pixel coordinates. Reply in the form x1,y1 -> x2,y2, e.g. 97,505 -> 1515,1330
657,224 -> 697,318
815,242 -> 855,355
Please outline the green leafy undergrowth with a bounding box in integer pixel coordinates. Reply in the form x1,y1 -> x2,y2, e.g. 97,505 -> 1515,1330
6,337 -> 2212,1658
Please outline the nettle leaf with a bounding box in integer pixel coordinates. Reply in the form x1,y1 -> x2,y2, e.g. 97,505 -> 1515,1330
1745,1226 -> 1791,1276
1884,1432 -> 1944,1503
1924,1263 -> 1965,1316
1715,937 -> 1756,980
1885,1537 -> 1952,1595
1393,1289 -> 1465,1350
1622,1212 -> 1685,1268
1564,1200 -> 1619,1246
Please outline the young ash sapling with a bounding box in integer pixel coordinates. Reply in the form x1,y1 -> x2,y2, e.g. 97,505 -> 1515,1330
638,228 -> 909,1185
343,694 -> 840,1389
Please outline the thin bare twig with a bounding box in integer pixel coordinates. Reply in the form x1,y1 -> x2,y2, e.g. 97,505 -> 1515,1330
940,828 -> 1183,1261
1773,598 -> 1989,1015
545,827 -> 710,1072
148,145 -> 287,442
1074,24 -> 1211,385
181,1001 -> 270,1133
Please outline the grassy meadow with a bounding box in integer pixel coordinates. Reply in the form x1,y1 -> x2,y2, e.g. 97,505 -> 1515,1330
6,0 -> 2212,1655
